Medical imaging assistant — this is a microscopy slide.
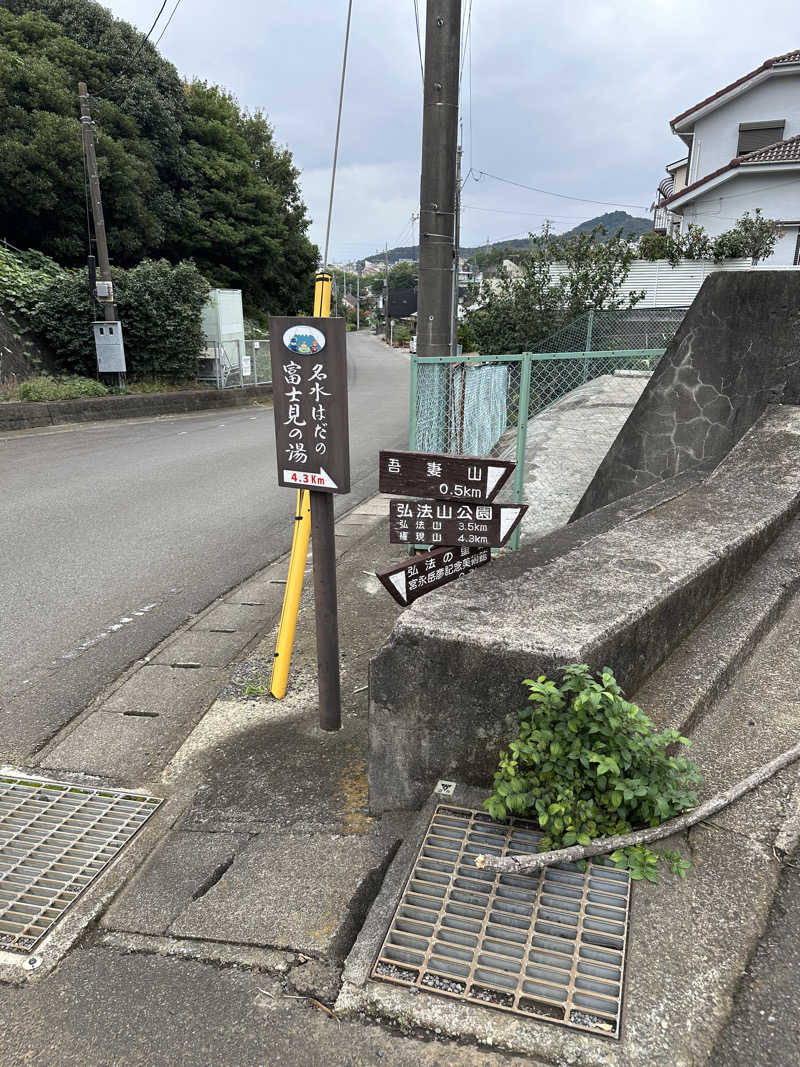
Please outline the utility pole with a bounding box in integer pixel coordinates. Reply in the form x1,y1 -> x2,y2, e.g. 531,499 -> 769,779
78,81 -> 125,387
450,143 -> 462,360
383,244 -> 390,342
417,0 -> 461,363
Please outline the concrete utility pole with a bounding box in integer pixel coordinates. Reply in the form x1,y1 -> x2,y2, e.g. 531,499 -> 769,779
450,143 -> 462,360
78,82 -> 115,325
417,0 -> 461,362
383,244 -> 390,342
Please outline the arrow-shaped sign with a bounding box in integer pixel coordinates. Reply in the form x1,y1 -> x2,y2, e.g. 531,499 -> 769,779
377,544 -> 492,606
379,450 -> 515,503
389,499 -> 527,549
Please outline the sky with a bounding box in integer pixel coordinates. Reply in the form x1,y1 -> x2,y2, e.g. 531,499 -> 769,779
105,0 -> 800,262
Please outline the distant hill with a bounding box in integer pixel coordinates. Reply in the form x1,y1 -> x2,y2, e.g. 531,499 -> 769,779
363,212 -> 651,266
561,211 -> 652,239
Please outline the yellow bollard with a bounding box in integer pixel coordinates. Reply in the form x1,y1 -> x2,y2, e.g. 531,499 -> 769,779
269,488 -> 310,698
269,271 -> 332,699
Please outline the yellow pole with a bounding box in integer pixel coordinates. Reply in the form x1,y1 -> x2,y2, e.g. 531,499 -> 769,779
269,271 -> 332,699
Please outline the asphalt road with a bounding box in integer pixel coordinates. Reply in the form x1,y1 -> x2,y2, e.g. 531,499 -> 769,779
0,332 -> 409,760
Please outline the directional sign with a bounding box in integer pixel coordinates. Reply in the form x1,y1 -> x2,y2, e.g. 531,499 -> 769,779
379,450 -> 515,503
376,545 -> 492,606
389,499 -> 527,548
269,316 -> 350,494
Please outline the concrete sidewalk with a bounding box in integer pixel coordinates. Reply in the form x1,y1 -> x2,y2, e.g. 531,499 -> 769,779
2,371 -> 797,1064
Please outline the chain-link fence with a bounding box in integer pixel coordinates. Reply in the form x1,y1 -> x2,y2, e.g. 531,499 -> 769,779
196,339 -> 272,388
410,307 -> 687,547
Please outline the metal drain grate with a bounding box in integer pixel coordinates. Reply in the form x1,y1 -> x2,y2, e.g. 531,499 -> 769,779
0,772 -> 161,953
371,805 -> 631,1038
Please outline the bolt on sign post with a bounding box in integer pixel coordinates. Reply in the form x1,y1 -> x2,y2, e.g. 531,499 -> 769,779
269,315 -> 350,731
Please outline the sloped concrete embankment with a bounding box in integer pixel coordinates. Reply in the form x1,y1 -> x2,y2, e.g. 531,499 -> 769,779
573,269 -> 800,518
369,404 -> 800,813
0,383 -> 273,432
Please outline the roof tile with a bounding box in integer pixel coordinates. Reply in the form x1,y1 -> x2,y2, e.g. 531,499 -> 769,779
671,49 -> 800,129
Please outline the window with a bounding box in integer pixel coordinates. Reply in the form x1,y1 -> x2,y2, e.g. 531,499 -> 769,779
794,231 -> 800,267
737,122 -> 785,155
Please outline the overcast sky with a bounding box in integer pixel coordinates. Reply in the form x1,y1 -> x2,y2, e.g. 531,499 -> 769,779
105,0 -> 799,262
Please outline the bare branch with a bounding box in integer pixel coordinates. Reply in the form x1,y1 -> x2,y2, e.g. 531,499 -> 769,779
475,740 -> 800,875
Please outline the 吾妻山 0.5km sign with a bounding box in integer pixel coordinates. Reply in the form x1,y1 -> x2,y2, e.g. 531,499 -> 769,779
268,316 -> 350,493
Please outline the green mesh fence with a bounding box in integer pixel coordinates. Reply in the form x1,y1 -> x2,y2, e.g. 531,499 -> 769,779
409,307 -> 688,548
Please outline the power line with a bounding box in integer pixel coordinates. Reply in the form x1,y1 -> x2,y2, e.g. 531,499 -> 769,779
154,0 -> 183,47
322,0 -> 353,269
103,0 -> 171,94
412,0 -> 424,83
459,0 -> 473,84
474,170 -> 651,211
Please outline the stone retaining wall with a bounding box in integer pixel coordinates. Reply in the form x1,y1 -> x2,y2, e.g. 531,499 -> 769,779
0,384 -> 273,432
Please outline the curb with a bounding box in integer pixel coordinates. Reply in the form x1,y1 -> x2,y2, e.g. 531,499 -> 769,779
0,383 -> 273,433
33,491 -> 392,785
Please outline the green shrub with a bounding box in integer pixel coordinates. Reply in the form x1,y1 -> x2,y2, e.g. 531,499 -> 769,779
0,251 -> 211,380
18,375 -> 108,402
486,664 -> 702,880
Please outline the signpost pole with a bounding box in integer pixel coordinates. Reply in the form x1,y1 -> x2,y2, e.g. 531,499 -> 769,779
309,490 -> 341,730
511,353 -> 533,550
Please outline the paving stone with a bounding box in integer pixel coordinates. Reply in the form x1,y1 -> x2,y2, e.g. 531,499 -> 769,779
42,665 -> 224,779
190,602 -> 275,631
169,830 -> 396,960
153,629 -> 257,667
102,830 -> 249,935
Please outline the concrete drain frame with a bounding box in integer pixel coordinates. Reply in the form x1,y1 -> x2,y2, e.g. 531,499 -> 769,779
371,805 -> 631,1039
0,770 -> 161,954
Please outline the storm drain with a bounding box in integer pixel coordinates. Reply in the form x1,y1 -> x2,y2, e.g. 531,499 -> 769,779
0,772 -> 161,953
371,805 -> 631,1038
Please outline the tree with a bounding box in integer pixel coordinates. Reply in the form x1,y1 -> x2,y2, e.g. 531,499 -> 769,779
0,1 -> 317,316
461,225 -> 642,354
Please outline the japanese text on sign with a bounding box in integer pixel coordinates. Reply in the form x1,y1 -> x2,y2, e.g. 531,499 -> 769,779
379,450 -> 514,502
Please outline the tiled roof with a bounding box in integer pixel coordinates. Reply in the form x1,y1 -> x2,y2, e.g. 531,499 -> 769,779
664,135 -> 800,206
671,49 -> 800,129
739,133 -> 800,164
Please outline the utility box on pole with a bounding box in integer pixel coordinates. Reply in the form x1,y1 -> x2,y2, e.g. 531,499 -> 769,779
92,320 -> 126,373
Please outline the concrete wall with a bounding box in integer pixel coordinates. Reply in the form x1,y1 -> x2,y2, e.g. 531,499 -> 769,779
368,406 -> 800,813
573,270 -> 800,519
0,383 -> 273,433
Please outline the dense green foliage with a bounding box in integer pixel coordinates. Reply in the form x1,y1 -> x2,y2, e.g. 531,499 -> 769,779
486,665 -> 702,880
639,211 -> 779,266
18,374 -> 108,401
0,1 -> 316,315
460,225 -> 642,354
0,247 -> 209,379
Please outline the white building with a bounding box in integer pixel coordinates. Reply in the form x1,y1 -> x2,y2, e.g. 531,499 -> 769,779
654,49 -> 800,264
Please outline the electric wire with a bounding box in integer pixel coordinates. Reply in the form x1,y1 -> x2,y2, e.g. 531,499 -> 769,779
102,0 -> 171,97
412,0 -> 424,83
154,0 -> 183,47
322,0 -> 353,270
475,170 -> 650,211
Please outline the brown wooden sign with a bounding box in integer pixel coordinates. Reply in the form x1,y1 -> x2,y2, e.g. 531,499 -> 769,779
269,316 -> 350,493
389,499 -> 527,548
376,545 -> 492,606
379,450 -> 515,503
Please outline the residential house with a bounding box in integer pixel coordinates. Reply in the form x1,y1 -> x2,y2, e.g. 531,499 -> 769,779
654,49 -> 800,264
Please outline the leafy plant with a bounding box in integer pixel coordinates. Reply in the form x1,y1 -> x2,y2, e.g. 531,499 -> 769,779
18,375 -> 108,401
485,664 -> 702,880
639,211 -> 779,267
462,223 -> 643,355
